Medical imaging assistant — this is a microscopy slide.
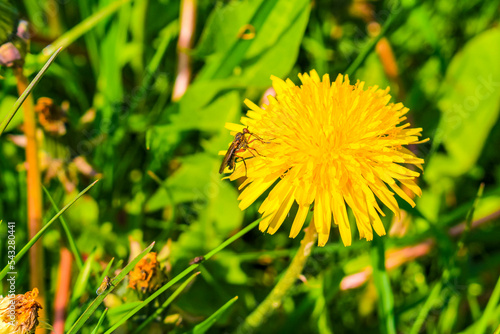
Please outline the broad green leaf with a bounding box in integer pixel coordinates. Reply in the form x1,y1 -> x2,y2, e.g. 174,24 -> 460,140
146,92 -> 240,211
196,0 -> 310,85
147,89 -> 240,168
194,1 -> 263,58
72,252 -> 95,303
209,181 -> 243,236
235,0 -> 310,87
145,152 -> 220,211
178,79 -> 243,118
148,0 -> 310,168
427,29 -> 500,180
171,91 -> 241,133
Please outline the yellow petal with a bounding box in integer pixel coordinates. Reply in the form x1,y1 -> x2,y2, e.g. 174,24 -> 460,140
289,204 -> 310,238
238,177 -> 277,210
267,190 -> 295,234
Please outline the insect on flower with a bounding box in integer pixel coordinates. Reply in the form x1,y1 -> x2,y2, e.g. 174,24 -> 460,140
96,276 -> 114,295
219,127 -> 266,175
226,71 -> 428,247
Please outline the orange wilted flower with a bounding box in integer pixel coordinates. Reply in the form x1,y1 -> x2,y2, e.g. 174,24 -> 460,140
0,288 -> 43,334
34,97 -> 67,136
128,253 -> 167,294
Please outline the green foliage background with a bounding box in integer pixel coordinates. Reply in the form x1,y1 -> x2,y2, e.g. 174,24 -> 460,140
1,0 -> 500,333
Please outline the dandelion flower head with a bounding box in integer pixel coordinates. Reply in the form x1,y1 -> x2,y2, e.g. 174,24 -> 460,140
0,288 -> 42,334
222,70 -> 426,246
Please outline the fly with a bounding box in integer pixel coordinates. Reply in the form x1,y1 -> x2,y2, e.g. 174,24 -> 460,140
96,276 -> 114,295
219,128 -> 265,175
189,256 -> 205,265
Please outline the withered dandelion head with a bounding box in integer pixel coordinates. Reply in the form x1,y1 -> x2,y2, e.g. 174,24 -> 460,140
128,252 -> 167,294
222,71 -> 426,246
0,288 -> 42,334
34,97 -> 67,136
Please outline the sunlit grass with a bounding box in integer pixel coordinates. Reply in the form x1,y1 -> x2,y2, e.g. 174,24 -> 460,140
0,0 -> 499,333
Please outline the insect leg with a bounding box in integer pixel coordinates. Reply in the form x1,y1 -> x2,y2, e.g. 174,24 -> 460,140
241,135 -> 266,157
234,156 -> 248,177
247,146 -> 265,157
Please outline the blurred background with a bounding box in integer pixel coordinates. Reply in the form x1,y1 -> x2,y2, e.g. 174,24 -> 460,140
1,0 -> 500,333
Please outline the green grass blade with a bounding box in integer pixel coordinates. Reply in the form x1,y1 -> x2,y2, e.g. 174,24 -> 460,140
124,20 -> 179,114
147,20 -> 179,76
0,47 -> 62,136
460,305 -> 500,334
133,272 -> 201,333
185,296 -> 239,334
72,252 -> 96,303
371,235 -> 397,334
475,275 -> 500,334
460,183 -> 485,246
91,308 -> 109,334
66,241 -> 156,334
0,179 -> 99,280
41,0 -> 133,59
42,185 -> 84,270
103,217 -> 263,334
409,280 -> 443,334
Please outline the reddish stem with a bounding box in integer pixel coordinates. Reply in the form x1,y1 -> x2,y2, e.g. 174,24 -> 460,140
53,247 -> 72,334
172,0 -> 196,101
14,66 -> 46,331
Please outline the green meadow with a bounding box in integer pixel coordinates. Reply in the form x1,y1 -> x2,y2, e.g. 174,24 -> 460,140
1,0 -> 500,333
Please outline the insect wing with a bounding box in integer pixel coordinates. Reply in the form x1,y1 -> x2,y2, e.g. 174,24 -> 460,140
96,276 -> 111,295
219,141 -> 238,174
96,283 -> 107,295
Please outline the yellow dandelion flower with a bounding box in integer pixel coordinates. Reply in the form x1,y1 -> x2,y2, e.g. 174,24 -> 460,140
221,70 -> 426,247
0,288 -> 42,334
